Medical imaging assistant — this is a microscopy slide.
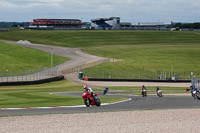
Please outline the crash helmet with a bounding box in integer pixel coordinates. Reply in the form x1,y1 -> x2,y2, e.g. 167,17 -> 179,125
142,85 -> 145,88
84,85 -> 88,90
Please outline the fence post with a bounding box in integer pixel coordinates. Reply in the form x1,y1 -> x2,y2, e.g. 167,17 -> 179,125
29,69 -> 31,81
12,75 -> 14,82
127,72 -> 129,79
132,72 -> 134,79
56,66 -> 59,76
6,70 -> 8,82
139,71 -> 141,79
1,73 -> 2,82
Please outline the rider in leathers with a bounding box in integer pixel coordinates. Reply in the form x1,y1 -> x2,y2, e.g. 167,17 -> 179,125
82,85 -> 95,97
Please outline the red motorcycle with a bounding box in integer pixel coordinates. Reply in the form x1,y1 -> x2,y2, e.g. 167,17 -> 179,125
82,91 -> 101,107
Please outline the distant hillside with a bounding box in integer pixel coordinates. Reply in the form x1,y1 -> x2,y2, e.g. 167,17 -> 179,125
0,41 -> 68,73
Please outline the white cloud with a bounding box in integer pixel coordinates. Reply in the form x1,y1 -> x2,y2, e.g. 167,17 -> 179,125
0,0 -> 200,22
0,0 -> 64,7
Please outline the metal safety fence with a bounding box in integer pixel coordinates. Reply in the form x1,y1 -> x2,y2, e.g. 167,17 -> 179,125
0,58 -> 112,83
61,59 -> 111,75
81,70 -> 199,80
0,67 -> 60,83
191,73 -> 200,89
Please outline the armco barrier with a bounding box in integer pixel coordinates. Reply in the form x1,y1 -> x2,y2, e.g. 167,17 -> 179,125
0,75 -> 64,86
87,78 -> 191,83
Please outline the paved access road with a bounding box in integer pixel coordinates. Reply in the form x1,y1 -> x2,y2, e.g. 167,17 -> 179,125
0,39 -> 106,72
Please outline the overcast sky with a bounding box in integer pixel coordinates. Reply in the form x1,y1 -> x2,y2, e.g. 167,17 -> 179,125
0,0 -> 200,23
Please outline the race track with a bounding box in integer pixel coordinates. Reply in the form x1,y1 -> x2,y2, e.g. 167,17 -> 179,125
0,91 -> 200,116
0,40 -> 197,116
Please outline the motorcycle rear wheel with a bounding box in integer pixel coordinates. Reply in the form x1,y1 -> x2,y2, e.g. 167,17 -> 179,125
196,94 -> 200,100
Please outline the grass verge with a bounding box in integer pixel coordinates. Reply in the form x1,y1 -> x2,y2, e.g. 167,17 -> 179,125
108,86 -> 189,95
0,80 -> 125,108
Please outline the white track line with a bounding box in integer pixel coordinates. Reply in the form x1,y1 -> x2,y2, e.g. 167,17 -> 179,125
101,98 -> 132,105
0,98 -> 131,111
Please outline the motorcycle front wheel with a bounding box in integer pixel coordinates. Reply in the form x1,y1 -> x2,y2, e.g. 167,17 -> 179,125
95,98 -> 101,107
84,99 -> 90,107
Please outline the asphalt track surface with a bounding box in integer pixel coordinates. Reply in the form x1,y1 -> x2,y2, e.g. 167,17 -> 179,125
0,40 -> 198,116
0,91 -> 200,116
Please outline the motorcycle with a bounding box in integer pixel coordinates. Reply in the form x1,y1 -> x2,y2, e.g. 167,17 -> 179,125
142,89 -> 147,97
157,90 -> 163,97
82,91 -> 101,107
103,88 -> 109,95
192,90 -> 200,100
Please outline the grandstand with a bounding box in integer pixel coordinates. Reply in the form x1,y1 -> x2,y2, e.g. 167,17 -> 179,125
91,17 -> 120,30
131,22 -> 171,30
29,19 -> 82,30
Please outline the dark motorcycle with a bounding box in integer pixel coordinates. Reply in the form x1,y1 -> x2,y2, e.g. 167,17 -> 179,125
192,90 -> 200,100
103,88 -> 109,95
82,92 -> 101,107
156,90 -> 163,97
142,89 -> 147,97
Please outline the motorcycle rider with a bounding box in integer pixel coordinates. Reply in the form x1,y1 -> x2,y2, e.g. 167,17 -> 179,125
103,88 -> 109,95
83,85 -> 95,97
82,85 -> 101,107
156,86 -> 162,97
190,86 -> 199,97
141,85 -> 147,97
190,86 -> 195,97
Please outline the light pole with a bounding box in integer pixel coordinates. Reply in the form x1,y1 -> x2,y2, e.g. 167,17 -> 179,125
6,70 -> 8,82
171,64 -> 173,79
51,48 -> 53,68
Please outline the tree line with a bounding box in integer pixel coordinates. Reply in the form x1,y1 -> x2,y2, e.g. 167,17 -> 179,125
172,22 -> 200,29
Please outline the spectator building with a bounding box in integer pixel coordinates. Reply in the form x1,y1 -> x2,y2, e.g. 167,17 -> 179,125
29,19 -> 82,30
91,17 -> 120,30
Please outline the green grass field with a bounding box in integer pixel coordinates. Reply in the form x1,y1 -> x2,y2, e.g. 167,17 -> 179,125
0,80 -> 125,108
1,30 -> 196,108
82,44 -> 200,79
107,86 -> 188,96
108,86 -> 186,91
0,30 -> 200,47
0,30 -> 200,79
0,79 -> 187,108
0,41 -> 68,73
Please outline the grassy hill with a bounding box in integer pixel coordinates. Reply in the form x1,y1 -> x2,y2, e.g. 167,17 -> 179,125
0,41 -> 68,73
0,30 -> 200,78
83,44 -> 200,79
0,30 -> 200,47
